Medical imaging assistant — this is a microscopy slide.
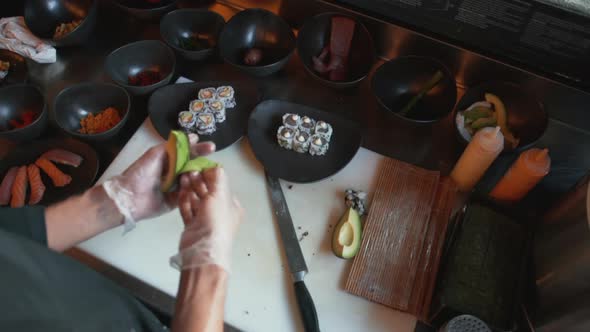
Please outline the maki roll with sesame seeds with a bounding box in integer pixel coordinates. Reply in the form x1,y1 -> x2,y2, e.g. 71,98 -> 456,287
277,126 -> 295,150
309,134 -> 329,156
198,87 -> 216,100
293,130 -> 311,153
209,99 -> 226,123
216,86 -> 236,108
299,116 -> 315,134
315,121 -> 333,140
178,111 -> 196,131
195,112 -> 216,135
282,113 -> 301,130
189,99 -> 208,113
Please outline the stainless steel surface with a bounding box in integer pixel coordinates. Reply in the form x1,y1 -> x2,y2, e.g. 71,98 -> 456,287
265,171 -> 308,282
533,173 -> 590,331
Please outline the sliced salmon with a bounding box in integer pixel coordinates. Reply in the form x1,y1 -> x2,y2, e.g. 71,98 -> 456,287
10,166 -> 28,208
27,164 -> 46,205
0,167 -> 18,206
35,158 -> 72,187
40,149 -> 83,167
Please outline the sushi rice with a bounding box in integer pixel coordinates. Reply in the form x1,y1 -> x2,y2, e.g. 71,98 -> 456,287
209,99 -> 226,123
198,87 -> 216,100
178,111 -> 196,131
277,126 -> 295,150
293,130 -> 311,153
309,134 -> 329,156
189,99 -> 208,113
195,112 -> 216,135
216,86 -> 236,108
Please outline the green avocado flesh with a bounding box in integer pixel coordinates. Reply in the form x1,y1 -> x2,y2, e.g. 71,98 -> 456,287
179,157 -> 219,174
332,207 -> 362,259
161,130 -> 218,192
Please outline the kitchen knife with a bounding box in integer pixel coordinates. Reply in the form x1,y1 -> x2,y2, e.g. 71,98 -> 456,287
265,171 -> 320,332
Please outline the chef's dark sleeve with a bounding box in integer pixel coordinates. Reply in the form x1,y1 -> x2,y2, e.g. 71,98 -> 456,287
0,206 -> 47,246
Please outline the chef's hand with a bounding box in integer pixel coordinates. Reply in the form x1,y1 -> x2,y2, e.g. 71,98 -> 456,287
102,134 -> 216,232
170,167 -> 244,272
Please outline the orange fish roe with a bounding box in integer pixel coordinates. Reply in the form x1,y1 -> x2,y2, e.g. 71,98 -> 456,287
79,107 -> 122,134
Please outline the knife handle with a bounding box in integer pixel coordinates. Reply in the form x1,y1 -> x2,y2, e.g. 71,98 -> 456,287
294,281 -> 320,332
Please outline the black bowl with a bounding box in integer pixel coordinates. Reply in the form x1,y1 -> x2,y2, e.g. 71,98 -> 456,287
112,0 -> 178,20
454,81 -> 548,152
297,12 -> 376,89
371,56 -> 457,124
105,40 -> 176,96
53,82 -> 131,141
24,0 -> 98,47
219,8 -> 296,77
0,50 -> 28,86
160,9 -> 225,61
0,85 -> 48,142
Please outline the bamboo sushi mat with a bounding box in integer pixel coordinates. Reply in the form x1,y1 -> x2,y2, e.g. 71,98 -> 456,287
345,157 -> 457,318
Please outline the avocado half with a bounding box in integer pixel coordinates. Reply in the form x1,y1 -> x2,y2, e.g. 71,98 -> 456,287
161,130 -> 218,192
332,207 -> 362,259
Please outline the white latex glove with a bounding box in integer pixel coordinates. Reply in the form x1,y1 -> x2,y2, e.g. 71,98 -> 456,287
170,168 -> 244,273
0,17 -> 56,63
102,134 -> 215,233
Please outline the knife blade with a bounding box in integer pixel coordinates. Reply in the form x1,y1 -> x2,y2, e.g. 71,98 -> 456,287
265,171 -> 320,332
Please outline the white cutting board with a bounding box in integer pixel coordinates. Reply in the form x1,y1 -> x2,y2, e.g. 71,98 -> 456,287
78,119 -> 416,332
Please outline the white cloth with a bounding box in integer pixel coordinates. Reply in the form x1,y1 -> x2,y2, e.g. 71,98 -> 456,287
0,17 -> 56,63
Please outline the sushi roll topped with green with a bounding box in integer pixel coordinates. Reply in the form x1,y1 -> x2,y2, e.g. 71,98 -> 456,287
198,87 -> 216,100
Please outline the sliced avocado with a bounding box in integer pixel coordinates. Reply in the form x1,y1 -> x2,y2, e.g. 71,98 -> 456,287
332,207 -> 362,259
173,131 -> 191,174
464,106 -> 493,121
162,131 -> 181,192
485,93 -> 520,149
161,131 -> 219,192
471,116 -> 497,131
178,157 -> 219,174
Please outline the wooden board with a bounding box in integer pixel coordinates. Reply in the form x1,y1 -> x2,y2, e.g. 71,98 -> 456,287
345,157 -> 440,311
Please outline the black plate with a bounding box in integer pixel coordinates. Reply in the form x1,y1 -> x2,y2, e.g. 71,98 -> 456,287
0,50 -> 28,86
148,81 -> 260,150
247,100 -> 362,183
0,138 -> 99,206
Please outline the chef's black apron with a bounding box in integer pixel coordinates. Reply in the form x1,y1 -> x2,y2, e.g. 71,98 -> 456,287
0,207 -> 166,332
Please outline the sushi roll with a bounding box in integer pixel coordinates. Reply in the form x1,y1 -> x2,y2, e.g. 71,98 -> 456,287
178,111 -> 196,131
299,116 -> 315,134
309,134 -> 329,156
189,99 -> 208,113
314,121 -> 333,140
195,112 -> 216,135
282,113 -> 301,130
209,99 -> 226,123
198,87 -> 216,100
293,130 -> 311,153
216,86 -> 236,108
277,126 -> 295,150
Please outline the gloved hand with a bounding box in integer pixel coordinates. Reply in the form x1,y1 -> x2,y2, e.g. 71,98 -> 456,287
102,134 -> 215,233
170,167 -> 244,273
